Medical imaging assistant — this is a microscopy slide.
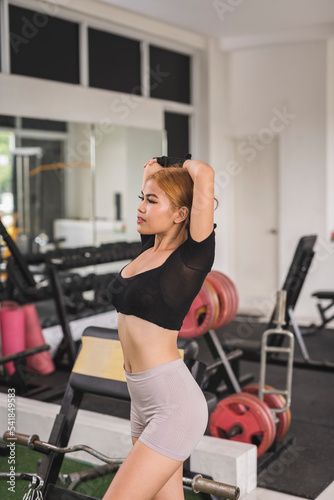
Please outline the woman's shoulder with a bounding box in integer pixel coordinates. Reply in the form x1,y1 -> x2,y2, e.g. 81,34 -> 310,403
179,224 -> 216,272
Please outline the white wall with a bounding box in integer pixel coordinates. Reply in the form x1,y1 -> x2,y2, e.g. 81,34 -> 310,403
65,122 -> 93,220
226,41 -> 334,321
95,126 -> 128,222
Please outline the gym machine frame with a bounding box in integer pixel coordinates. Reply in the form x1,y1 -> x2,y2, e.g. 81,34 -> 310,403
208,290 -> 295,467
223,235 -> 334,373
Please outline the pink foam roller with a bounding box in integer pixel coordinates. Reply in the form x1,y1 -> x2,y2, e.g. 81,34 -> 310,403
0,305 -> 25,375
23,303 -> 55,375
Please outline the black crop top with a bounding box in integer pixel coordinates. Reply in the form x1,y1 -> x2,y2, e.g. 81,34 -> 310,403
108,227 -> 216,331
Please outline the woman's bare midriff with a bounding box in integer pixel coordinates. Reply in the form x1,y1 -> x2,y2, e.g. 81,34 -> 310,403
118,313 -> 181,373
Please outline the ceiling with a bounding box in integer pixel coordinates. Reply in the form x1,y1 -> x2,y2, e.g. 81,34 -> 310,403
95,0 -> 334,41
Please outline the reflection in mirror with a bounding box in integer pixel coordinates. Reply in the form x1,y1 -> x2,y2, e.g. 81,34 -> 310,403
54,122 -> 94,249
0,118 -> 165,254
0,117 -> 166,344
94,125 -> 165,243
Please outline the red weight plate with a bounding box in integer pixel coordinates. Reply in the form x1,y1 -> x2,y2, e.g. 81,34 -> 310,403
212,271 -> 239,325
179,283 -> 215,338
217,273 -> 234,325
205,272 -> 230,329
205,279 -> 220,329
239,392 -> 277,454
205,272 -> 227,329
222,274 -> 239,324
210,271 -> 234,326
242,384 -> 291,441
209,392 -> 276,456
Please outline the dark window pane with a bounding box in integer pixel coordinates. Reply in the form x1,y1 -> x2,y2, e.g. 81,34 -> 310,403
164,112 -> 189,157
22,117 -> 67,132
150,46 -> 191,104
0,115 -> 16,128
89,28 -> 141,94
9,5 -> 79,84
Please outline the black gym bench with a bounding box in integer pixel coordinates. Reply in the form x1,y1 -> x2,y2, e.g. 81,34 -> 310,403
310,291 -> 334,330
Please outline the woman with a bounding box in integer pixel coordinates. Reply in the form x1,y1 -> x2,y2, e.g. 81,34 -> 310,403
104,156 -> 216,500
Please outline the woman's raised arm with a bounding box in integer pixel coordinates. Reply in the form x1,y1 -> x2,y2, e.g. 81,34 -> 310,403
183,159 -> 215,242
142,160 -> 163,191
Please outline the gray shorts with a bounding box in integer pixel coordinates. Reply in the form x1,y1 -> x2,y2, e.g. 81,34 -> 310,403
124,358 -> 208,461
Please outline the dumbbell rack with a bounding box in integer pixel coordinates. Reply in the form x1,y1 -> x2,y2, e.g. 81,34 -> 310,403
42,242 -> 142,370
0,218 -> 142,373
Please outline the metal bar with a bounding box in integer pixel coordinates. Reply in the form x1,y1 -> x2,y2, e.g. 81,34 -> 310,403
288,306 -> 310,361
205,349 -> 243,373
3,430 -> 124,464
0,344 -> 49,365
0,0 -> 10,75
16,155 -> 24,231
90,124 -> 97,246
273,290 -> 287,326
259,294 -> 295,410
265,346 -> 291,353
23,155 -> 31,237
48,264 -> 77,367
263,388 -> 288,396
208,329 -> 241,393
183,474 -> 240,499
3,432 -> 240,499
0,218 -> 36,287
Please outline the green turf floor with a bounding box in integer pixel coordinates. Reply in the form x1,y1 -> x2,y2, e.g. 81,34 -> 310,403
0,441 -> 199,499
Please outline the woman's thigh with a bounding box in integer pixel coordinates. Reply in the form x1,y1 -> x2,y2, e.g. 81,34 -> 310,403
102,439 -> 184,500
132,437 -> 184,500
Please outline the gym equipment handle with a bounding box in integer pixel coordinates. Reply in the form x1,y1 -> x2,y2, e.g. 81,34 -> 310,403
0,345 -> 50,365
274,290 -> 287,326
3,431 -> 34,447
184,474 -> 240,499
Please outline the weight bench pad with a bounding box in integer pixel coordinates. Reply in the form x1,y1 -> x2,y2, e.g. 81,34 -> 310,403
70,326 -> 198,400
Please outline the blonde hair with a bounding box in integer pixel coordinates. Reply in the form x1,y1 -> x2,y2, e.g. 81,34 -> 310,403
148,167 -> 193,226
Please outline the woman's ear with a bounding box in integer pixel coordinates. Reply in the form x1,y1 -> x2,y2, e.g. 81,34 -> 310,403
174,207 -> 189,224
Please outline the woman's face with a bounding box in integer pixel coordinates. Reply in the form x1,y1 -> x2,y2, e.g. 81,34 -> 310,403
137,178 -> 177,235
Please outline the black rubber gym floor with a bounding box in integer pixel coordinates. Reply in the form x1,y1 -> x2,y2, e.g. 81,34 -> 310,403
1,320 -> 333,499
